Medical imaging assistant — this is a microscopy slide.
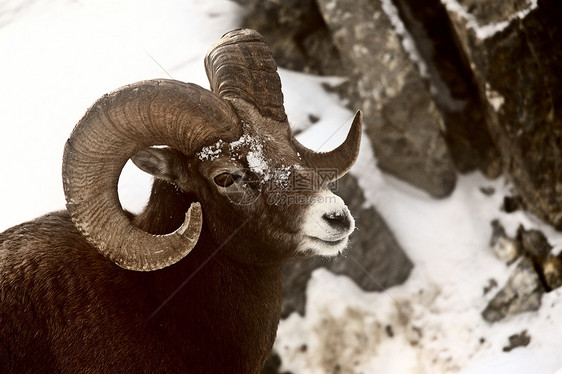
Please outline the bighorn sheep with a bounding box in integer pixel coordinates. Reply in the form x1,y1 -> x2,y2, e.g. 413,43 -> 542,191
0,29 -> 361,373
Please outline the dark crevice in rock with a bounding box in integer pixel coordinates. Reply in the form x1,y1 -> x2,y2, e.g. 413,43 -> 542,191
391,0 -> 501,177
530,258 -> 552,293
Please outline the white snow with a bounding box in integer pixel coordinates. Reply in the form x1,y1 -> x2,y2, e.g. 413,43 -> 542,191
227,132 -> 270,178
1,1 -> 560,373
276,173 -> 562,373
0,0 -> 243,219
196,140 -> 224,161
246,147 -> 268,178
440,0 -> 538,40
197,123 -> 292,184
486,83 -> 505,112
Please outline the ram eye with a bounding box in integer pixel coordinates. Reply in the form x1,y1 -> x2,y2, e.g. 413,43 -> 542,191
213,172 -> 237,188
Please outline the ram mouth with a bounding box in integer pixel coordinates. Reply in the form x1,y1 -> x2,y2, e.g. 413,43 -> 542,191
308,236 -> 347,247
296,235 -> 350,257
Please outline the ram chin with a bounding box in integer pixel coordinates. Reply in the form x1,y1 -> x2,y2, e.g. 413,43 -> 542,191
297,235 -> 350,257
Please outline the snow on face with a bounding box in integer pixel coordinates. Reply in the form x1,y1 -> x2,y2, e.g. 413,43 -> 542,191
196,124 -> 294,187
196,139 -> 224,161
238,134 -> 269,179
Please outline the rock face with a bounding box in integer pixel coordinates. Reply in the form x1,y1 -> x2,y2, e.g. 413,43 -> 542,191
281,174 -> 414,318
237,0 -> 562,232
316,0 -> 457,198
391,0 -> 501,177
442,0 -> 562,229
233,0 -> 344,75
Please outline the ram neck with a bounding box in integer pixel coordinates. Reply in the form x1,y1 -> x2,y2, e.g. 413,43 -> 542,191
133,180 -> 284,372
147,251 -> 283,372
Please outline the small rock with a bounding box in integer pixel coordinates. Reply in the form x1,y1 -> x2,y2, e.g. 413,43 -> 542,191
511,226 -> 562,291
502,330 -> 531,352
479,186 -> 495,196
482,258 -> 544,322
492,237 -> 521,265
260,351 -> 293,374
489,220 -> 520,264
490,219 -> 506,243
502,196 -> 524,213
543,255 -> 562,290
385,325 -> 394,338
308,114 -> 320,124
517,226 -> 552,263
260,351 -> 281,374
483,278 -> 498,295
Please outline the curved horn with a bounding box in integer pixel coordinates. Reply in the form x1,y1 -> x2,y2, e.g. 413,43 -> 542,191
293,111 -> 362,179
63,79 -> 241,271
205,29 -> 287,123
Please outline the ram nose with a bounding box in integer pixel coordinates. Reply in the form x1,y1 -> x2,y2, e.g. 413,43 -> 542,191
322,209 -> 352,233
314,202 -> 355,242
298,191 -> 355,256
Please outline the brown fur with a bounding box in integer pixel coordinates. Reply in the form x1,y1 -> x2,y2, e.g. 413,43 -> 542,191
0,180 -> 284,373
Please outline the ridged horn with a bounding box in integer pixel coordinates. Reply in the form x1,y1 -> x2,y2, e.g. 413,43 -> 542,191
293,111 -> 363,179
205,29 -> 287,122
62,79 -> 241,271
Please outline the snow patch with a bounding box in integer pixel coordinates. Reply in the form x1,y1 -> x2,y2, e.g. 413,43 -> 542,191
227,131 -> 272,181
196,139 -> 224,161
486,83 -> 505,112
271,165 -> 292,191
0,0 -> 244,228
196,127 -> 292,185
441,0 -> 538,40
246,146 -> 268,178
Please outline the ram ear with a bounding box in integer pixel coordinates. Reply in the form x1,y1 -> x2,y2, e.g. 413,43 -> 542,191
131,147 -> 186,183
